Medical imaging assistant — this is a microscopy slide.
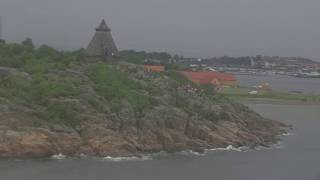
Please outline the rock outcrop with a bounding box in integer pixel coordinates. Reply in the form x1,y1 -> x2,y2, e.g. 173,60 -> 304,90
0,102 -> 286,158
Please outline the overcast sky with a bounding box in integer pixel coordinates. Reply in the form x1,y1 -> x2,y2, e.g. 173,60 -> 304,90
1,0 -> 320,60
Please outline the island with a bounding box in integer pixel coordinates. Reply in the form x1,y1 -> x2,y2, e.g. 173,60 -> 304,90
0,47 -> 287,158
0,20 -> 287,158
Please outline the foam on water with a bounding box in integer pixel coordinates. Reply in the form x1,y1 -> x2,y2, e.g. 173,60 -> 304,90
51,153 -> 67,160
177,145 -> 250,157
282,132 -> 295,136
100,144 -> 274,161
102,155 -> 152,162
207,145 -> 249,153
178,150 -> 206,156
48,137 -> 290,162
254,145 -> 271,151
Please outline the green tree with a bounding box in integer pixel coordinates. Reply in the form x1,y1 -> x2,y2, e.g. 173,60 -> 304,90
22,38 -> 34,49
0,39 -> 5,44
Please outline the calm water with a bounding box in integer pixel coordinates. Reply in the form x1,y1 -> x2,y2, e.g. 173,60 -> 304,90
237,74 -> 320,94
1,104 -> 320,180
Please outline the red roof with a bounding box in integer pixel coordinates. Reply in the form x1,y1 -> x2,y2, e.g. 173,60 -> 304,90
144,65 -> 165,72
181,71 -> 236,85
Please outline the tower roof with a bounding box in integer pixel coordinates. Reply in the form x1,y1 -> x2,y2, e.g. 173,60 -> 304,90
96,19 -> 110,32
86,19 -> 118,59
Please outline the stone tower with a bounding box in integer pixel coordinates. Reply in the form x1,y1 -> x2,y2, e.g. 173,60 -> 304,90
86,19 -> 118,59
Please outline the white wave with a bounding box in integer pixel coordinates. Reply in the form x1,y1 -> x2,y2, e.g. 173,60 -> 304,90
282,132 -> 294,136
51,153 -> 67,160
178,150 -> 205,156
50,141 -> 285,161
225,145 -> 244,152
102,155 -> 152,162
254,146 -> 270,151
207,145 -> 249,152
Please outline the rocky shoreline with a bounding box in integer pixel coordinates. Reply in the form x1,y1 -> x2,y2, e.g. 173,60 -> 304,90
0,113 -> 287,158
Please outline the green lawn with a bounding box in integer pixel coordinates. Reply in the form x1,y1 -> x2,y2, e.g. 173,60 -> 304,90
221,87 -> 320,103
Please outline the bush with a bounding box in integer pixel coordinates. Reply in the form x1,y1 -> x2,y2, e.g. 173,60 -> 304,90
86,63 -> 158,117
0,75 -> 33,100
45,102 -> 81,129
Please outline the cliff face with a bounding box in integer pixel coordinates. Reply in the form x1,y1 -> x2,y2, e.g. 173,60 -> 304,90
0,61 -> 286,158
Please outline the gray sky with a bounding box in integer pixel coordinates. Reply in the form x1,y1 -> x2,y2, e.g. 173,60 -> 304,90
1,0 -> 320,60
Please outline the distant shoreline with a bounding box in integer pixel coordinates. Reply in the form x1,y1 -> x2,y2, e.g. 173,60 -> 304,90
239,98 -> 320,106
221,86 -> 320,105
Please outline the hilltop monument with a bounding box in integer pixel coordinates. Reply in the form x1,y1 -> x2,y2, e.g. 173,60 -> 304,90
86,19 -> 118,59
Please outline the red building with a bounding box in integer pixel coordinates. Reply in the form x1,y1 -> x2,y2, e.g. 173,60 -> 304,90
143,65 -> 165,73
181,71 -> 237,87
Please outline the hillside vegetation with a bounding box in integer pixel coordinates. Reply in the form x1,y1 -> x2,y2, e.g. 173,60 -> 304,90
0,40 -> 286,158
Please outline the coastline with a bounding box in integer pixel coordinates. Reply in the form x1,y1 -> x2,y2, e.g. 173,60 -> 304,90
239,98 -> 320,106
221,86 -> 320,105
2,98 -> 318,180
7,132 -> 291,162
0,115 -> 287,159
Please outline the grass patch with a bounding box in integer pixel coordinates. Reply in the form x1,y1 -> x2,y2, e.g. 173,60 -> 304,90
221,87 -> 320,102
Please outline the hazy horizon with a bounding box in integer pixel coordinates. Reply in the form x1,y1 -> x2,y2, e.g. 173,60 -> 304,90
1,0 -> 320,61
